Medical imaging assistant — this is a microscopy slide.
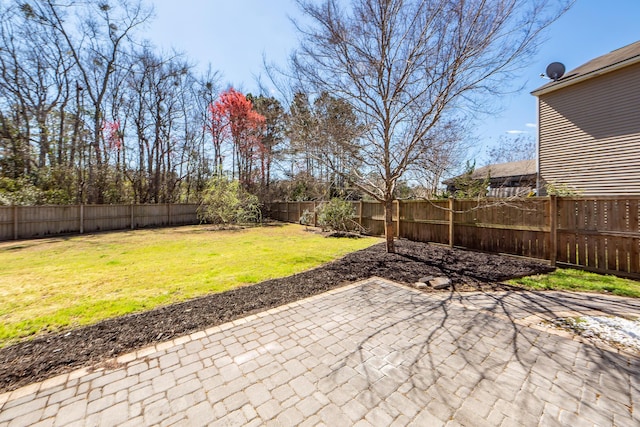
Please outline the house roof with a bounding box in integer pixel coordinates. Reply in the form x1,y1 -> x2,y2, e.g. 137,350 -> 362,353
444,159 -> 536,184
531,40 -> 640,96
469,159 -> 536,180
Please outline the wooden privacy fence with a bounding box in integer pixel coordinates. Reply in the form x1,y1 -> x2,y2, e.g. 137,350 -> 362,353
0,204 -> 200,241
267,197 -> 640,278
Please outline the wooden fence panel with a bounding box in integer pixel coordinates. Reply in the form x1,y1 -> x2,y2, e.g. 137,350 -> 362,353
267,202 -> 284,222
0,206 -> 13,240
0,204 -> 200,242
84,205 -> 130,232
631,200 -> 640,273
400,200 -> 449,244
284,202 -> 295,223
20,205 -> 80,238
450,198 -> 549,260
360,201 -> 385,236
172,203 -> 200,225
136,204 -> 171,228
556,197 -> 640,275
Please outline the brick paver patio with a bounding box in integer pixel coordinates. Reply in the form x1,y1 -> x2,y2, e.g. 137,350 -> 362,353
1,278 -> 639,426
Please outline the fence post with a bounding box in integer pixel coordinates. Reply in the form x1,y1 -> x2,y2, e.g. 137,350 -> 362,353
13,205 -> 18,240
395,200 -> 401,238
313,201 -> 317,227
549,195 -> 557,266
358,200 -> 363,229
297,202 -> 301,223
79,205 -> 84,234
131,204 -> 135,230
449,198 -> 455,247
168,203 -> 172,226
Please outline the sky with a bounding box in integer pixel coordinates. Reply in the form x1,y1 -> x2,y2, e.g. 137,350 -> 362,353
148,0 -> 640,166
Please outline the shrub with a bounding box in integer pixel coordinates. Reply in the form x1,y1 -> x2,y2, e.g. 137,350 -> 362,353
316,198 -> 357,233
197,176 -> 261,225
299,209 -> 315,228
451,161 -> 489,199
545,181 -> 582,197
0,177 -> 71,206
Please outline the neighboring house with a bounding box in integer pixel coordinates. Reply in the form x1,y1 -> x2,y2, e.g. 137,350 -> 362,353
531,40 -> 640,196
445,159 -> 537,198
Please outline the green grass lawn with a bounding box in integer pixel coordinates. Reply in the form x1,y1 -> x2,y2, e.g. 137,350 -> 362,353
0,224 -> 379,347
508,268 -> 640,298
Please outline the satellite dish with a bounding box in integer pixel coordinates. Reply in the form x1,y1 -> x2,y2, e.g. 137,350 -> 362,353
545,62 -> 566,81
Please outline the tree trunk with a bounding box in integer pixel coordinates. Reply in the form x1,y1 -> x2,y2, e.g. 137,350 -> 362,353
384,198 -> 395,253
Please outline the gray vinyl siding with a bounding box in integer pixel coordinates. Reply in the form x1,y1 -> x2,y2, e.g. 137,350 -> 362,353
538,62 -> 640,196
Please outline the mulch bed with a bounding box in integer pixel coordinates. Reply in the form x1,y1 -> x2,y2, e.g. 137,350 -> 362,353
0,239 -> 553,394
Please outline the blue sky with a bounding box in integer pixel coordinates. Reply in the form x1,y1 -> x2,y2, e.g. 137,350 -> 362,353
148,0 -> 640,165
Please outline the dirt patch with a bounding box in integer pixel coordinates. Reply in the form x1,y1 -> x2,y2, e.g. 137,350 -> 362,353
0,239 -> 553,394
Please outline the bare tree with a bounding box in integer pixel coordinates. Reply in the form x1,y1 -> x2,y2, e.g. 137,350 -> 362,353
408,119 -> 469,198
0,1 -> 224,205
486,133 -> 536,164
290,0 -> 571,252
25,0 -> 153,203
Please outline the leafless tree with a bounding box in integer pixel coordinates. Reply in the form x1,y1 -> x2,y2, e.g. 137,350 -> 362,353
290,0 -> 572,252
125,48 -> 194,203
24,0 -> 153,202
408,119 -> 469,198
486,133 -> 536,164
0,1 -> 222,205
0,3 -> 72,178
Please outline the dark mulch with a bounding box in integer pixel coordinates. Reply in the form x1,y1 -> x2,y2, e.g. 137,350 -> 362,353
0,239 -> 553,394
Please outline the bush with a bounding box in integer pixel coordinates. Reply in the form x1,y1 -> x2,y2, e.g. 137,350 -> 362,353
0,177 -> 70,206
197,176 -> 261,225
299,209 -> 315,228
545,181 -> 582,197
316,198 -> 357,233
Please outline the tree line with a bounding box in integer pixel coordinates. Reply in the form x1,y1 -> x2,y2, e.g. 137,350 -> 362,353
0,0 -> 383,206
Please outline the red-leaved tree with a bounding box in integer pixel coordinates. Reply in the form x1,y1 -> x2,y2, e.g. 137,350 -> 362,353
102,120 -> 123,151
208,88 -> 265,187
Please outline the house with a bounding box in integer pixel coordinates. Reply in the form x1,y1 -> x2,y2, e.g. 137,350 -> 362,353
445,159 -> 537,198
531,40 -> 640,196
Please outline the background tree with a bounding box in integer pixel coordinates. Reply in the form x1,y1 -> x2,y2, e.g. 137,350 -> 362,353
208,93 -> 229,177
0,1 -> 222,205
281,91 -> 362,200
313,92 -> 362,196
0,2 -> 73,198
246,94 -> 286,191
284,92 -> 317,180
408,119 -> 469,198
450,161 -> 490,198
125,48 -> 193,203
485,134 -> 537,165
290,0 -> 571,252
209,88 -> 266,189
26,0 -> 153,203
